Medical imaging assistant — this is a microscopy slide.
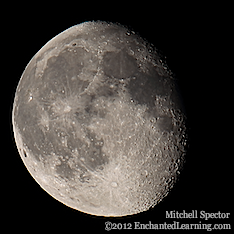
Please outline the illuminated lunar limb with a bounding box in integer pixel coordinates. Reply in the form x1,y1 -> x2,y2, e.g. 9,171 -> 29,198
12,21 -> 187,217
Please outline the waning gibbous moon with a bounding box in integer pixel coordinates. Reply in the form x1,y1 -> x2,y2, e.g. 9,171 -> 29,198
12,21 -> 187,217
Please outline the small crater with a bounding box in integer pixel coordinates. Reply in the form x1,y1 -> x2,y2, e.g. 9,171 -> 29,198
111,181 -> 118,187
23,149 -> 27,158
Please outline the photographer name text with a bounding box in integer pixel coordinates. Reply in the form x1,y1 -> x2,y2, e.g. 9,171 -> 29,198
166,210 -> 230,220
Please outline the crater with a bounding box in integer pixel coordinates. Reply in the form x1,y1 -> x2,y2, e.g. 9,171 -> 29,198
111,181 -> 118,187
23,149 -> 27,158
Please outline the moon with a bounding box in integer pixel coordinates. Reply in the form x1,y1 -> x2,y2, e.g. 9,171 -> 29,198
12,21 -> 187,216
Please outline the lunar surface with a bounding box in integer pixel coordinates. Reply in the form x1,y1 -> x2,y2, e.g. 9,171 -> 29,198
12,21 -> 187,216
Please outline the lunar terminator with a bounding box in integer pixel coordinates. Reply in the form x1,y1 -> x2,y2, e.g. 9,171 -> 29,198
12,21 -> 187,216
